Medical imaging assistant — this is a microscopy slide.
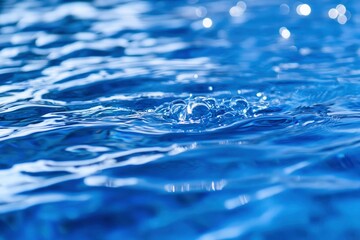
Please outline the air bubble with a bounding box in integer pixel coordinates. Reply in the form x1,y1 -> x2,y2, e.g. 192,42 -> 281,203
187,101 -> 211,121
155,95 -> 253,125
230,97 -> 249,114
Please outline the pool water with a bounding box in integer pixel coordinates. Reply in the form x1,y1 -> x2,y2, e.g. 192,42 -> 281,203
0,0 -> 360,239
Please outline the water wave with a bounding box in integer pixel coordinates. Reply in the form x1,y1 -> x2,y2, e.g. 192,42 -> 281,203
0,0 -> 360,239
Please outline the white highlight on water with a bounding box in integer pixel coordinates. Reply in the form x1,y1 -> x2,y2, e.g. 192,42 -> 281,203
296,4 -> 311,16
279,27 -> 291,39
202,18 -> 213,28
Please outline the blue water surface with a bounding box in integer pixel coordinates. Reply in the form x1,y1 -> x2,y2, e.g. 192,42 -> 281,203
0,0 -> 360,239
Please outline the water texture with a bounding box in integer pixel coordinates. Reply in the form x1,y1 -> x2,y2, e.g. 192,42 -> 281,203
0,0 -> 360,239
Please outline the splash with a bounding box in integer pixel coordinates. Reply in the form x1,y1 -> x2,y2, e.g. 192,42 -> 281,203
155,96 -> 250,124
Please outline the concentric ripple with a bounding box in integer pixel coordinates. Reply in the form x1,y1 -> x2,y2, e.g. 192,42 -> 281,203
0,0 -> 360,239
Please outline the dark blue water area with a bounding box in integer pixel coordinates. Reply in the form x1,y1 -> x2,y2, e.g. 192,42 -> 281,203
0,0 -> 360,239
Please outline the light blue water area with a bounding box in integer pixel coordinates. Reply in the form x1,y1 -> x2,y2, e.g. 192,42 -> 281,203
0,0 -> 360,239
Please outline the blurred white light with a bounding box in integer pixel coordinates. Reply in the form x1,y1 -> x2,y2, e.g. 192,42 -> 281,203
328,4 -> 349,24
336,4 -> 346,15
279,27 -> 291,39
280,4 -> 290,15
195,7 -> 207,18
202,17 -> 213,28
328,8 -> 338,19
229,1 -> 246,17
299,47 -> 311,56
237,1 -> 247,9
337,14 -> 347,24
296,4 -> 311,16
229,6 -> 244,17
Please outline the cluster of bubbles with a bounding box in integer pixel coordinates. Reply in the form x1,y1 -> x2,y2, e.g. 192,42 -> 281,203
155,96 -> 250,124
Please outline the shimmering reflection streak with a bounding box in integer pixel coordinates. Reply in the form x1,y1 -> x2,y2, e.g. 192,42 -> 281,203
0,145 -> 181,212
165,179 -> 227,193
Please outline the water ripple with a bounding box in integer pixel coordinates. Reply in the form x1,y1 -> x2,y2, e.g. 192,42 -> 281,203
1,0 -> 360,239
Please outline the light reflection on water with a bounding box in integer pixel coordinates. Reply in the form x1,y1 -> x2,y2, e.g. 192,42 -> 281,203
0,0 -> 360,239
